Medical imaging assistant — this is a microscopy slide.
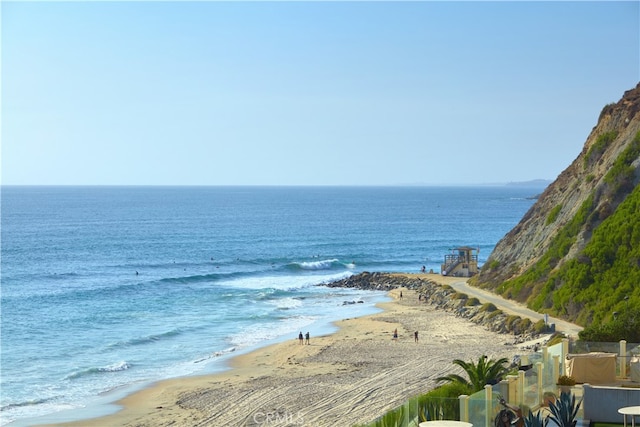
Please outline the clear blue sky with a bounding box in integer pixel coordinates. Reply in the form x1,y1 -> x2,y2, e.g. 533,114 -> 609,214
2,1 -> 639,186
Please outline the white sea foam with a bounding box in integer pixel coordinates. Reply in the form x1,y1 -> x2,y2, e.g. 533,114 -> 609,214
267,297 -> 303,310
296,258 -> 339,270
223,272 -> 352,290
228,315 -> 318,348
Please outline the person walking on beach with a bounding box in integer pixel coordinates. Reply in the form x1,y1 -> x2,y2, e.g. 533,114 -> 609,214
305,332 -> 310,345
414,331 -> 419,342
393,328 -> 398,341
399,291 -> 403,299
298,332 -> 304,345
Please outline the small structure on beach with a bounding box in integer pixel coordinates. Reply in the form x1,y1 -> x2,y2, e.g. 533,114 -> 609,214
441,246 -> 478,277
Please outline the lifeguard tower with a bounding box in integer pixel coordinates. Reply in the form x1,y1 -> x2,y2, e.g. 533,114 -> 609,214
441,246 -> 479,277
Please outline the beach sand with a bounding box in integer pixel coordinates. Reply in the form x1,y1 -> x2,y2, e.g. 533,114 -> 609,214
45,275 -> 530,427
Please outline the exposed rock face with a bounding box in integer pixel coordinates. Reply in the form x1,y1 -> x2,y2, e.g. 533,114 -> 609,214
474,83 -> 640,293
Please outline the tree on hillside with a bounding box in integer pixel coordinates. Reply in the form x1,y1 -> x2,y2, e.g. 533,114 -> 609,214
436,355 -> 510,393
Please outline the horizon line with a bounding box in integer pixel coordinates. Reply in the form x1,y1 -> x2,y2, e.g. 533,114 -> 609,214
0,181 -> 552,188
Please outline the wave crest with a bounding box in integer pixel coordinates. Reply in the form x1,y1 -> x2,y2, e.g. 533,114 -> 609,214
65,361 -> 131,380
194,347 -> 236,363
107,328 -> 182,348
1,397 -> 53,412
290,259 -> 342,270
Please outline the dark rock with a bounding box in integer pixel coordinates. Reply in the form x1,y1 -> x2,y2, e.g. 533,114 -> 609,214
321,272 -> 541,340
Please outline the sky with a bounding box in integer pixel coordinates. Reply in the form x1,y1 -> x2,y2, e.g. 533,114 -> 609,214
2,1 -> 639,186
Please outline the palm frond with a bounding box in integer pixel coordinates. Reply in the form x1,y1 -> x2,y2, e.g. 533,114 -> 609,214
439,355 -> 510,392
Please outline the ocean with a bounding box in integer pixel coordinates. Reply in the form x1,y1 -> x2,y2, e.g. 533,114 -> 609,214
0,185 -> 542,426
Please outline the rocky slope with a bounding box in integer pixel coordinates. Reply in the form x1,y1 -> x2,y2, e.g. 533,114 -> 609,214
328,84 -> 640,333
471,83 -> 640,325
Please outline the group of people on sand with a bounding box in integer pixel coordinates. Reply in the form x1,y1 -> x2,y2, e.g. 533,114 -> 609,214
298,331 -> 310,345
391,328 -> 419,343
394,290 -> 419,343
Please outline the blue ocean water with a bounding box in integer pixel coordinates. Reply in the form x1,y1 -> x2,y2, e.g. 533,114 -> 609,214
0,185 -> 542,426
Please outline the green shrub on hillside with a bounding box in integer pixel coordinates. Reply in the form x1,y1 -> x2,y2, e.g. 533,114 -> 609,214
480,302 -> 498,312
550,181 -> 640,325
465,297 -> 480,306
584,131 -> 618,169
497,192 -> 596,311
547,333 -> 567,346
546,204 -> 563,225
580,308 -> 640,342
534,319 -> 547,334
487,310 -> 503,320
603,130 -> 640,194
519,317 -> 533,332
505,315 -> 521,330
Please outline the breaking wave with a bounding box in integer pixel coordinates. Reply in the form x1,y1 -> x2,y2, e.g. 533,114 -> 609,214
65,361 -> 131,380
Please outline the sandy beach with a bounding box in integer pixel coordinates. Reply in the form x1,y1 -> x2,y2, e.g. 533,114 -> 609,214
45,275 -> 531,427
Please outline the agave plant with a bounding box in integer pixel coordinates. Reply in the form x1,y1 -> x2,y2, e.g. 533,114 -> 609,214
436,355 -> 511,392
523,411 -> 545,427
546,391 -> 582,427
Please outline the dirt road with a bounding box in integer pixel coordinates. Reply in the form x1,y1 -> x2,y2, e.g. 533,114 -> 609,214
441,277 -> 583,338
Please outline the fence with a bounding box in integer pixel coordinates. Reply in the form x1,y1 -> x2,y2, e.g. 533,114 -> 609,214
363,339 -> 639,427
461,339 -> 638,426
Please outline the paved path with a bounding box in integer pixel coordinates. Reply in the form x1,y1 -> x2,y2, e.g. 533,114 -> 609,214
445,279 -> 584,339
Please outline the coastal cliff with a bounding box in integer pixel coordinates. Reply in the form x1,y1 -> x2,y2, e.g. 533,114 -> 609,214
327,84 -> 640,338
471,83 -> 640,330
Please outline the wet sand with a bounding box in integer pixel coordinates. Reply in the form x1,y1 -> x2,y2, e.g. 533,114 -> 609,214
46,277 -> 529,427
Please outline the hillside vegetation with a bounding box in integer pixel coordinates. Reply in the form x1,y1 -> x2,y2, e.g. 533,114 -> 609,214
472,83 -> 640,342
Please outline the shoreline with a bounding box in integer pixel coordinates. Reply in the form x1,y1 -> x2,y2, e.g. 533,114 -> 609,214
39,274 -> 533,427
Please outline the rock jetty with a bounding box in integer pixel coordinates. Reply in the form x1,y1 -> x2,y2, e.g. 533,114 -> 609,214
322,272 -> 547,343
